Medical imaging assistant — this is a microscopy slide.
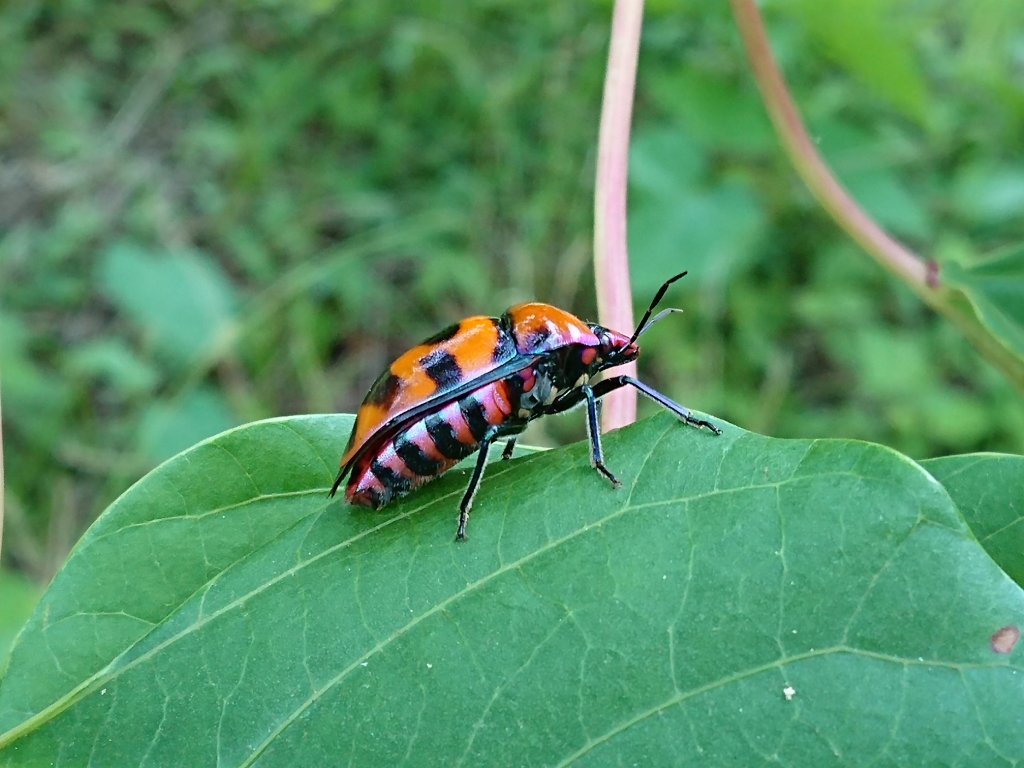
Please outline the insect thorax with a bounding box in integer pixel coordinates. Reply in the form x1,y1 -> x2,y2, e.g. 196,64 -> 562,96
514,347 -> 595,420
518,366 -> 554,415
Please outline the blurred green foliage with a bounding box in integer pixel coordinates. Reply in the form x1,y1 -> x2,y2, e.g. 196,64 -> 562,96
2,0 -> 1024,581
0,569 -> 39,666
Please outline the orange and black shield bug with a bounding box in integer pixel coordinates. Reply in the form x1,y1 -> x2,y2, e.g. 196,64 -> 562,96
330,272 -> 721,540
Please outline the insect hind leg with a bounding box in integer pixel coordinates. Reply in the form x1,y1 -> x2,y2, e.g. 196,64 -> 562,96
329,470 -> 345,498
456,427 -> 501,542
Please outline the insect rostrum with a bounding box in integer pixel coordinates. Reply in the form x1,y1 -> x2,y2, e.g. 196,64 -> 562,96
331,272 -> 721,541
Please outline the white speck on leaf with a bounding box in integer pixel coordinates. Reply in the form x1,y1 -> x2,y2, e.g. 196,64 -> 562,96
783,686 -> 796,701
361,662 -> 368,667
427,663 -> 432,669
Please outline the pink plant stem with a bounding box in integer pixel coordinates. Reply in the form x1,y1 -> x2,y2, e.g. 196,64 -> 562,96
594,0 -> 644,432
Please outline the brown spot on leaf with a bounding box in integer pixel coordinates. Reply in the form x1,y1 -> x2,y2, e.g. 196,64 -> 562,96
990,626 -> 1019,655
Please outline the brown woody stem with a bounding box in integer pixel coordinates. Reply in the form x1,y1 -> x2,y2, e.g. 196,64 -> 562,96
731,0 -> 1024,394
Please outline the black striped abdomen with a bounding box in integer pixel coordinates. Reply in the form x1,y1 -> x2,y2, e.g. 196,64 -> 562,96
345,378 -> 520,509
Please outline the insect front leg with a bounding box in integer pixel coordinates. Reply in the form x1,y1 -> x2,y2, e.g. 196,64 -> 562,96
456,427 -> 501,542
591,376 -> 722,434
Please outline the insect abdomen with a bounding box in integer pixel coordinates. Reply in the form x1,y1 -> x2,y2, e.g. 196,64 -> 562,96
346,378 -> 520,509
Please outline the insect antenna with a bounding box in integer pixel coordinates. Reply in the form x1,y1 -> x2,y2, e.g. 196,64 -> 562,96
626,271 -> 688,346
632,307 -> 683,341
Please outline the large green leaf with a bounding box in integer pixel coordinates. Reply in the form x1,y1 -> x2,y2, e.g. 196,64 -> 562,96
921,453 -> 1024,589
944,245 -> 1024,362
2,415 -> 1023,765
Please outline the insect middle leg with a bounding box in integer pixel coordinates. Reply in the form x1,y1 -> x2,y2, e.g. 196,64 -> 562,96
543,384 -> 621,488
501,437 -> 517,460
582,385 -> 622,488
